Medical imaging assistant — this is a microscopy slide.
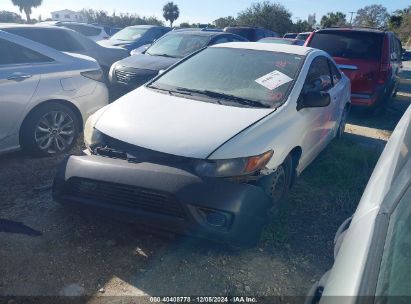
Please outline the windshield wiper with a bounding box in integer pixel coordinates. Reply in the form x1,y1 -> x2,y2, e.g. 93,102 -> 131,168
174,87 -> 270,108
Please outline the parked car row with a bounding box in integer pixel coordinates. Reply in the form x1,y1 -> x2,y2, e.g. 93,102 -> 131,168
0,22 -> 403,246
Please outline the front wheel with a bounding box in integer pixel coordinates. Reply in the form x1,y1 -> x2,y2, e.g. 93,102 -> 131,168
257,155 -> 293,206
20,103 -> 80,157
336,106 -> 349,139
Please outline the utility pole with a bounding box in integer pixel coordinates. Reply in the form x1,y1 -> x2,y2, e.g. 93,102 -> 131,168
349,12 -> 355,25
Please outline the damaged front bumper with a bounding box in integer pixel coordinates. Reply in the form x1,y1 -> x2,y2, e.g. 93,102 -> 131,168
52,155 -> 273,245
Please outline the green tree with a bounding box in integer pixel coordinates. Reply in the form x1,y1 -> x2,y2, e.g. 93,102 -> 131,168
213,16 -> 236,28
11,0 -> 42,23
354,4 -> 389,28
178,22 -> 191,28
320,12 -> 346,28
0,10 -> 23,23
80,9 -> 163,27
292,20 -> 313,32
236,1 -> 292,35
163,2 -> 179,28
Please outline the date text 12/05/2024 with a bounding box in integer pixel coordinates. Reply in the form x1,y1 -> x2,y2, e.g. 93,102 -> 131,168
149,296 -> 258,303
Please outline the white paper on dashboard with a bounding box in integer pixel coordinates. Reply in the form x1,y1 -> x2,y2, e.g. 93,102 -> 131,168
255,70 -> 293,90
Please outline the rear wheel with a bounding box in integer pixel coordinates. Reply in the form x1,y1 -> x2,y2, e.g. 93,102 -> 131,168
20,103 -> 80,157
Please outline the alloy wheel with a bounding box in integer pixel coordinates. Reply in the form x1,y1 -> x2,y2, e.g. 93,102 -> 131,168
34,111 -> 75,154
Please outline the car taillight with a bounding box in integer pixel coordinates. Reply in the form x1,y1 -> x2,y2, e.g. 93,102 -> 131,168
81,69 -> 104,83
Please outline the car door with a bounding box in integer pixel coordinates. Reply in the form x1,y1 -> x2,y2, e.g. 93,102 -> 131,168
298,55 -> 335,167
327,58 -> 346,138
0,37 -> 46,147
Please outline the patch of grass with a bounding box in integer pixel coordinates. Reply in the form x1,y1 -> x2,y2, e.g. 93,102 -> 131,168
261,138 -> 380,247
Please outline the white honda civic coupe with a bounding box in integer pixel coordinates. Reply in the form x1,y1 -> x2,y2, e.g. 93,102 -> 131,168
0,30 -> 109,156
53,42 -> 350,245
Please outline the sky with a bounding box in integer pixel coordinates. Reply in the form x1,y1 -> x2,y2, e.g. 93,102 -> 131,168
0,0 -> 407,24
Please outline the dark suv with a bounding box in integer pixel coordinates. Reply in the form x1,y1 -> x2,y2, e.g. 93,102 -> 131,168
306,28 -> 402,110
224,26 -> 278,42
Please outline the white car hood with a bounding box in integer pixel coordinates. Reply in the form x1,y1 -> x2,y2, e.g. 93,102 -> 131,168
95,87 -> 274,159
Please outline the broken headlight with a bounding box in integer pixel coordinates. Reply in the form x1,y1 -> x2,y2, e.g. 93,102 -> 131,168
194,150 -> 273,178
84,116 -> 105,150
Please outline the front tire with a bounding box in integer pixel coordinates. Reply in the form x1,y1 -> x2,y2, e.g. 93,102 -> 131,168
336,106 -> 349,139
258,155 -> 293,206
20,103 -> 80,157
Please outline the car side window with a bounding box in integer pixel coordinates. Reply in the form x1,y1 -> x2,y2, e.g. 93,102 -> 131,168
0,38 -> 53,65
328,60 -> 342,85
303,56 -> 333,93
376,188 -> 411,298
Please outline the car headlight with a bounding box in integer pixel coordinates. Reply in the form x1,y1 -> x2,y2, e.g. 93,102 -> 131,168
194,150 -> 274,177
84,115 -> 105,150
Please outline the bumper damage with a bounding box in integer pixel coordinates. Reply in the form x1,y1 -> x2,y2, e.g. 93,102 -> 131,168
52,155 -> 273,245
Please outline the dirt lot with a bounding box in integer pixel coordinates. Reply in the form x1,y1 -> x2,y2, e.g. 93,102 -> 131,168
1,64 -> 410,300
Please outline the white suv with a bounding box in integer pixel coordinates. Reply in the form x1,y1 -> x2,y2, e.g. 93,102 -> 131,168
0,30 -> 109,156
41,21 -> 110,41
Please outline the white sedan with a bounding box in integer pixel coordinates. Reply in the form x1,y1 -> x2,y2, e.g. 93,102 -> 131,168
0,30 -> 109,156
53,42 -> 350,245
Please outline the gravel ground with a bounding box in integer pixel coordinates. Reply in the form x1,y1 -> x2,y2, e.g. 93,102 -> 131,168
0,66 -> 410,300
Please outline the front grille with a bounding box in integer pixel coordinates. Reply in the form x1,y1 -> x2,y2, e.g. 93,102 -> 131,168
64,177 -> 186,219
115,69 -> 156,86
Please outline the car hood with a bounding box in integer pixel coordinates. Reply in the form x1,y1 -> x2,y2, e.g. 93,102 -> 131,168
95,87 -> 274,159
116,54 -> 179,71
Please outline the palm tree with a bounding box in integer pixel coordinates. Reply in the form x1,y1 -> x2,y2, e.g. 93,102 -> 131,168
163,2 -> 179,28
11,0 -> 42,23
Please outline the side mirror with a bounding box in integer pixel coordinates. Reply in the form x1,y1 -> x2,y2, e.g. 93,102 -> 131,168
298,91 -> 331,110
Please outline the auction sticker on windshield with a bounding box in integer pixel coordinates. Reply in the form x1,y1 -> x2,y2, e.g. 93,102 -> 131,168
255,70 -> 293,91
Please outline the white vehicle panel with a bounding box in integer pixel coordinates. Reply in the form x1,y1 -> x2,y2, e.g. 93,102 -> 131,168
95,87 -> 273,159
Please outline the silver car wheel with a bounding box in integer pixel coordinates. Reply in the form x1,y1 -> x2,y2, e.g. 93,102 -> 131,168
34,111 -> 75,154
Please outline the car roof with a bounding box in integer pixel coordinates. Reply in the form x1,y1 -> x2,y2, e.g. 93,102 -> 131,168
126,25 -> 167,29
0,23 -> 68,30
211,42 -> 314,56
167,30 -> 227,37
225,26 -> 265,30
316,27 -> 387,34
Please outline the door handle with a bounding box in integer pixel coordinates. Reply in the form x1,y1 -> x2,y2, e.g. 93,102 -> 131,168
7,74 -> 32,81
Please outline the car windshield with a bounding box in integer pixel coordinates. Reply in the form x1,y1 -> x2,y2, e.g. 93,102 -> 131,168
110,27 -> 148,41
149,47 -> 304,108
146,34 -> 210,58
310,31 -> 383,60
